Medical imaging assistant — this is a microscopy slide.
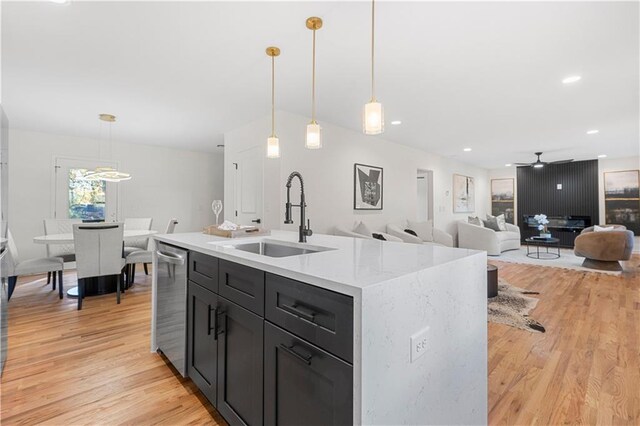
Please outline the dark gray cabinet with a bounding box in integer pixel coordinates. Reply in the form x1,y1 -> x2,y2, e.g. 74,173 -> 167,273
187,281 -> 220,406
264,322 -> 353,426
186,251 -> 354,426
219,259 -> 265,316
216,296 -> 264,426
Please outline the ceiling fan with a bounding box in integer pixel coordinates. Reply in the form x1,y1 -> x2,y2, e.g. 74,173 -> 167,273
515,152 -> 574,168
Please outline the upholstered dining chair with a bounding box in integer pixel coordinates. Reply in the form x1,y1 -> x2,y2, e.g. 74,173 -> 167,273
123,217 -> 153,257
43,218 -> 81,285
73,223 -> 126,310
125,218 -> 178,285
6,230 -> 64,300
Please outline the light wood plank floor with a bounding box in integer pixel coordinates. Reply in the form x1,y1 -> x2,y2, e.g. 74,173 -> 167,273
1,258 -> 639,425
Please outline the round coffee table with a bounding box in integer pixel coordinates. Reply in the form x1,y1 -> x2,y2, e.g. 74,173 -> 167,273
525,237 -> 560,259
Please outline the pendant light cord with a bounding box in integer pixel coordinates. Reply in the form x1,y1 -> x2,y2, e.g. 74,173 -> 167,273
312,28 -> 316,123
271,55 -> 275,137
371,0 -> 375,101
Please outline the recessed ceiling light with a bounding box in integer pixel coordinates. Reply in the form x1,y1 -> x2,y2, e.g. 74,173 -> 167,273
50,0 -> 70,4
391,120 -> 402,125
597,154 -> 607,158
562,75 -> 582,84
463,148 -> 472,152
586,129 -> 599,135
505,163 -> 512,167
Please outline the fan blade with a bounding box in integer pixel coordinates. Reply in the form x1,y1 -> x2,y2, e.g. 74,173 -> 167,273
514,163 -> 532,166
549,159 -> 574,164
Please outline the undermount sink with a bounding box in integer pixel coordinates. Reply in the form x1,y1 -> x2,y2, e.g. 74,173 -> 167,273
231,241 -> 333,258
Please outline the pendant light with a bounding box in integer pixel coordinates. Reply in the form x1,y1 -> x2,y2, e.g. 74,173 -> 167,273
305,17 -> 323,149
266,46 -> 281,159
85,114 -> 132,182
363,0 -> 384,135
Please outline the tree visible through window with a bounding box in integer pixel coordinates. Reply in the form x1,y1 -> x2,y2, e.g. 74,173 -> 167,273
69,168 -> 106,220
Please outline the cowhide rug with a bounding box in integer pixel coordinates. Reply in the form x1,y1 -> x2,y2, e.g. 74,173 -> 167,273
488,279 -> 546,333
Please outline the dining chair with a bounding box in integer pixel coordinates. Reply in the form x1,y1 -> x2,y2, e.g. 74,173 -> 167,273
73,223 -> 126,310
123,217 -> 153,256
6,230 -> 64,301
125,218 -> 178,285
43,218 -> 81,285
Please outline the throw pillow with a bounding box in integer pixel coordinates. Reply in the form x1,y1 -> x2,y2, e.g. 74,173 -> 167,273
486,214 -> 507,231
468,216 -> 483,227
378,232 -> 403,242
594,225 -> 615,232
407,220 -> 434,242
353,221 -> 373,237
482,217 -> 502,232
372,233 -> 386,241
404,229 -> 418,237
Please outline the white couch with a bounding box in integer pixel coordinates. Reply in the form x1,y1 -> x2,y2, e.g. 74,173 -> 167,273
386,220 -> 454,247
457,220 -> 521,255
333,225 -> 403,242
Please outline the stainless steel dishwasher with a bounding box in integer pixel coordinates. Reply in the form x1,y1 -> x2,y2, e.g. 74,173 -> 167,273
155,242 -> 188,377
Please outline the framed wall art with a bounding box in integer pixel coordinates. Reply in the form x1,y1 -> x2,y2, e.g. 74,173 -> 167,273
354,163 -> 383,210
491,178 -> 515,224
453,174 -> 475,213
604,169 -> 639,235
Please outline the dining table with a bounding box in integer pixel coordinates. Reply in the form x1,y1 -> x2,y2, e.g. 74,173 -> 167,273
33,229 -> 158,297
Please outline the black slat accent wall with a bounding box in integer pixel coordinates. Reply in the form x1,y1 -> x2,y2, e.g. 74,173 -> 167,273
517,160 -> 599,247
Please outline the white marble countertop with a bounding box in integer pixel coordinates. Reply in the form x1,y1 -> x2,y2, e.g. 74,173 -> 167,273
153,230 -> 481,296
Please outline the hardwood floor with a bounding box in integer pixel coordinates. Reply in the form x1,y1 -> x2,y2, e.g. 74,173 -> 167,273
488,256 -> 640,425
1,268 -> 226,425
1,258 -> 639,425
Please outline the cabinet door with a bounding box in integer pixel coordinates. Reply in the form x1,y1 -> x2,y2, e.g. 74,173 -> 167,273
264,322 -> 353,426
216,297 -> 264,426
187,281 -> 219,406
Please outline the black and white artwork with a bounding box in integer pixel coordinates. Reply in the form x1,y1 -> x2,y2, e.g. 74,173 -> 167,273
604,170 -> 639,235
354,163 -> 383,210
453,174 -> 475,213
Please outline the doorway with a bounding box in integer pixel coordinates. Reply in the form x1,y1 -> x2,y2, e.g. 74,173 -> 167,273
417,170 -> 434,222
232,146 -> 263,226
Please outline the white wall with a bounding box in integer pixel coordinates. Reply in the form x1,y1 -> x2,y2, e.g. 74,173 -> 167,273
224,111 -> 490,240
9,129 -> 223,260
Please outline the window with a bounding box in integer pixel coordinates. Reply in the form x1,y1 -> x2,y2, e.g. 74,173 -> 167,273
68,168 -> 106,221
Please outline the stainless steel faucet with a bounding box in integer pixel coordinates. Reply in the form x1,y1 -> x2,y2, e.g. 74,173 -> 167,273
285,171 -> 313,243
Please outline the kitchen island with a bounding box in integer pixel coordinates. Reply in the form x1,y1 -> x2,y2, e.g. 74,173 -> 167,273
151,230 -> 487,425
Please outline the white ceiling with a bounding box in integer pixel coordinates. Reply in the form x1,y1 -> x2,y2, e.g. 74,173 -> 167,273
3,1 -> 639,169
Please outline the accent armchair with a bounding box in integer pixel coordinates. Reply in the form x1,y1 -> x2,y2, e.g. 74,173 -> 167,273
574,225 -> 634,271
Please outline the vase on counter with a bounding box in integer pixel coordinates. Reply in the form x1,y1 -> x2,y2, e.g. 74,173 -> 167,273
212,200 -> 223,225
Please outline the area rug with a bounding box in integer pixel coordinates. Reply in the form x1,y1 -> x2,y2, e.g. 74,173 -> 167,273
488,279 -> 545,333
495,246 -> 622,275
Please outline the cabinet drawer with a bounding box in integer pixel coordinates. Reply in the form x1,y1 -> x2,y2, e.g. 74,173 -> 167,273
218,260 -> 265,316
265,273 -> 353,363
189,252 -> 219,293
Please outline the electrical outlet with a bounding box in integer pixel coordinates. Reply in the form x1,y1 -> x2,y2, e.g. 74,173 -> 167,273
410,327 -> 430,363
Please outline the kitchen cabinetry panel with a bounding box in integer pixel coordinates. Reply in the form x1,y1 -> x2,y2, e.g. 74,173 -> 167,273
216,297 -> 264,426
219,259 -> 264,316
265,273 -> 353,363
264,322 -> 353,426
189,252 -> 219,293
187,281 -> 219,406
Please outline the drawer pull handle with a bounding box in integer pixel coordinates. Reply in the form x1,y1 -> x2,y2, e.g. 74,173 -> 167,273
279,344 -> 313,365
282,303 -> 317,323
207,306 -> 215,336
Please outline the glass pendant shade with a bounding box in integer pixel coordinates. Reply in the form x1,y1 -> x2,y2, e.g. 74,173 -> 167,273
267,136 -> 280,158
305,122 -> 322,149
363,101 -> 384,135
